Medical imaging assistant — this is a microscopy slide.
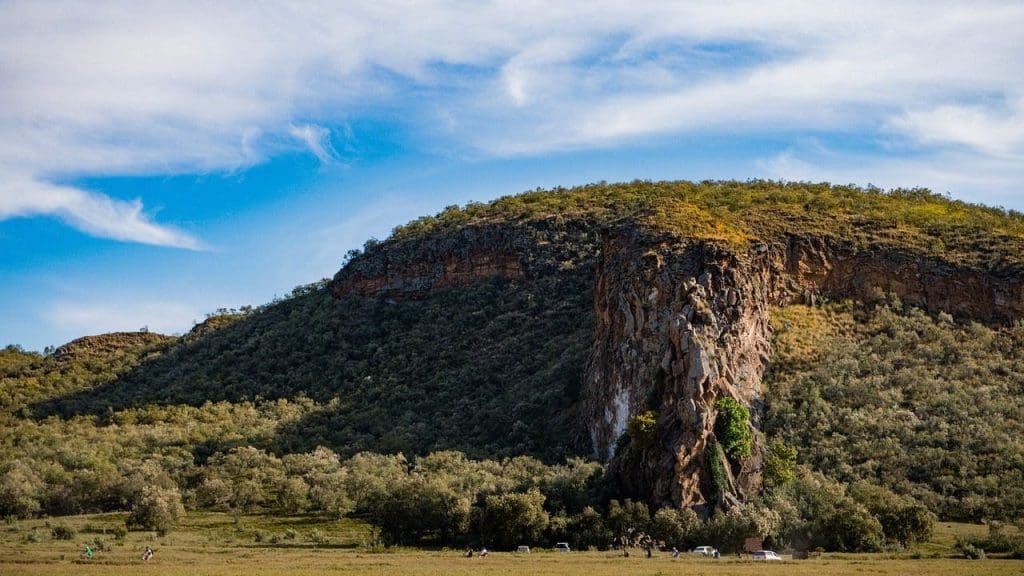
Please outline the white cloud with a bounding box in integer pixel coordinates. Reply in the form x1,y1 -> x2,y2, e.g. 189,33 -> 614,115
0,173 -> 202,249
1,0 -> 1022,241
757,142 -> 1024,211
288,124 -> 337,164
888,100 -> 1024,160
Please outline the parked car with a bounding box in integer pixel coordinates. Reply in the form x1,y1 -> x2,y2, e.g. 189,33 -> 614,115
515,545 -> 530,554
554,542 -> 570,553
691,545 -> 718,556
752,550 -> 781,560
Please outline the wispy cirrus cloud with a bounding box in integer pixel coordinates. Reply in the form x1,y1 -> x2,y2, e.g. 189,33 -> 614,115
888,100 -> 1024,160
0,173 -> 202,249
288,124 -> 338,164
1,0 -> 1022,247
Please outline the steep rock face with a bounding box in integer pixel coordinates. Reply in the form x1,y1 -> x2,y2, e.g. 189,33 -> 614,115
332,219 -> 601,298
780,236 -> 1024,322
583,228 -> 773,509
331,217 -> 1024,510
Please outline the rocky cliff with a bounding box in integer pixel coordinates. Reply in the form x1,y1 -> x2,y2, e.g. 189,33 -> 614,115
332,219 -> 601,299
330,187 -> 1024,510
583,228 -> 774,510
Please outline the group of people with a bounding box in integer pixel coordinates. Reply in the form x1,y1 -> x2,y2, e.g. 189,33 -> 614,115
463,546 -> 489,558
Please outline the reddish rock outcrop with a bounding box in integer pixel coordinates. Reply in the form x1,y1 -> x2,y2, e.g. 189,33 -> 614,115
332,220 -> 600,298
778,235 -> 1024,322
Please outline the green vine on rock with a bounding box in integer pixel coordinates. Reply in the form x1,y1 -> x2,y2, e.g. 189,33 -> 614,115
705,440 -> 728,505
714,397 -> 752,461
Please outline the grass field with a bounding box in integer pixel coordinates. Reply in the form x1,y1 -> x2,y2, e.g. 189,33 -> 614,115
1,512 -> 1020,575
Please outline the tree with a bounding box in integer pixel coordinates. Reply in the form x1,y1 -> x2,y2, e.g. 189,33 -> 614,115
627,411 -> 658,451
126,485 -> 185,534
775,468 -> 884,552
277,477 -> 310,514
568,506 -> 612,550
477,489 -> 549,549
651,507 -> 700,548
540,458 -> 603,515
0,460 -> 43,518
764,441 -> 797,487
849,482 -> 934,547
308,471 -> 353,518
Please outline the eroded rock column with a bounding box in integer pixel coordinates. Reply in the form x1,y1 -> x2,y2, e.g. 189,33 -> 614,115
584,229 -> 773,508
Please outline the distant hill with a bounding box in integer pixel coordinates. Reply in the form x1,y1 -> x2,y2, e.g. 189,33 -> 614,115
5,180 -> 1024,521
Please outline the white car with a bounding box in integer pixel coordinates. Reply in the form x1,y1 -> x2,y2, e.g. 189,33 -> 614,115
691,545 -> 717,556
554,542 -> 570,553
752,550 -> 781,560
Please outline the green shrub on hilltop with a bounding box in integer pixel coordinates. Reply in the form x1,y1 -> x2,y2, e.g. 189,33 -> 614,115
390,180 -> 1024,269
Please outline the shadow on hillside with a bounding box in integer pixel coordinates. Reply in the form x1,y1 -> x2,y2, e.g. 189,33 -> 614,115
30,289 -> 341,418
29,276 -> 596,464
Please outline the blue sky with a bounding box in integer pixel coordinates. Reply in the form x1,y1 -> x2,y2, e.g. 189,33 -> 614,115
2,1 -> 1023,350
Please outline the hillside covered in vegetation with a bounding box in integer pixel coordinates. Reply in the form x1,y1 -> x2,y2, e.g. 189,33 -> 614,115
3,180 -> 1024,552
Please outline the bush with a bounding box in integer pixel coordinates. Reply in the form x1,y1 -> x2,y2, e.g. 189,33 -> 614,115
50,524 -> 76,540
627,411 -> 658,451
307,528 -> 328,545
849,482 -> 935,547
774,468 -> 884,552
714,397 -> 752,461
764,441 -> 797,487
704,442 -> 729,505
957,541 -> 986,560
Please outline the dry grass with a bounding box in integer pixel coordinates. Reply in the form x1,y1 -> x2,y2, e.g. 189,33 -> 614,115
1,512 -> 1021,575
768,304 -> 854,373
3,547 -> 1022,576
